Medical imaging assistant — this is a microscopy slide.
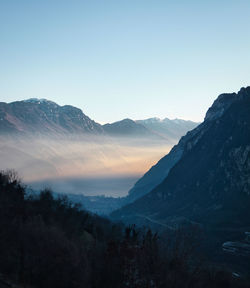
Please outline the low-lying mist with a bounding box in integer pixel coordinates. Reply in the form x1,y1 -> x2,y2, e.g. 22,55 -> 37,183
28,176 -> 140,197
0,134 -> 173,197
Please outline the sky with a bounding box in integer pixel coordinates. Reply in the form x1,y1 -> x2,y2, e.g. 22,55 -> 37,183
0,0 -> 250,123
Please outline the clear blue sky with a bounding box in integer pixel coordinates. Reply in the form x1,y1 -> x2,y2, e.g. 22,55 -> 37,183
1,0 -> 250,123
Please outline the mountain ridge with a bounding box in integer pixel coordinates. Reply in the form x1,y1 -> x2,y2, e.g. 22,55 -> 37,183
0,99 -> 103,135
0,98 -> 198,141
111,87 -> 250,229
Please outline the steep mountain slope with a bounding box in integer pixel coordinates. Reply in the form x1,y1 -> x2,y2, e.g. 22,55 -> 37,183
0,98 -> 103,135
126,121 -> 201,202
112,87 -> 250,229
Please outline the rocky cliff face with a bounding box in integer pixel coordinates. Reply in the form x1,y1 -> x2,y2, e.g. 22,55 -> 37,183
112,87 -> 250,229
204,87 -> 249,121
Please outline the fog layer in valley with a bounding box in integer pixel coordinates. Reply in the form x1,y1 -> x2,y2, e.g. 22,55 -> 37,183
0,134 -> 173,197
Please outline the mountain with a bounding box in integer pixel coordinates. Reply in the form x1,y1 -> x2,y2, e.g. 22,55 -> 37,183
136,117 -> 198,140
0,98 -> 198,141
103,117 -> 199,143
103,118 -> 156,137
0,98 -> 103,135
112,87 -> 250,233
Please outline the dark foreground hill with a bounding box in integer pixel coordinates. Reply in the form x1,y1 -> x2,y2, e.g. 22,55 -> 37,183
1,170 -> 250,288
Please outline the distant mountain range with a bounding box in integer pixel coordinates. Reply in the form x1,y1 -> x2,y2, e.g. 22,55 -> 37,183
136,117 -> 198,140
0,98 -> 198,142
0,97 -> 198,207
112,87 -> 250,240
103,118 -> 198,141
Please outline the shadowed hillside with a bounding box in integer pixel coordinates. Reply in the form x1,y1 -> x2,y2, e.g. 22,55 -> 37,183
1,170 -> 249,288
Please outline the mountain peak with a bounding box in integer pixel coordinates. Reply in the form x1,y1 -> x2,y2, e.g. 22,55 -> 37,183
23,98 -> 58,106
138,117 -> 161,124
205,86 -> 250,122
0,99 -> 103,135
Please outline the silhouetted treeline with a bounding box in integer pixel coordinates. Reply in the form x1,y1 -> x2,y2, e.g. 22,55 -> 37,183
0,170 -> 249,288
